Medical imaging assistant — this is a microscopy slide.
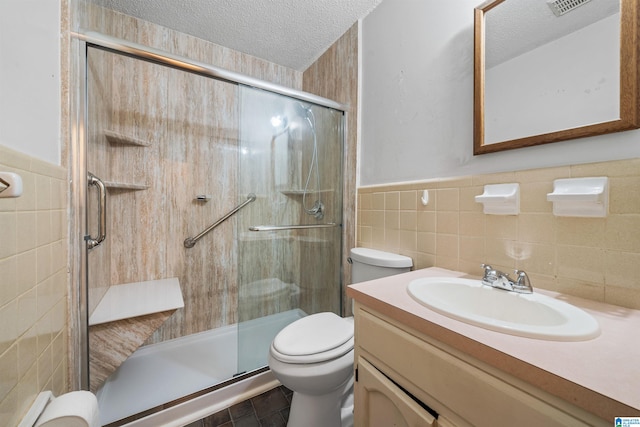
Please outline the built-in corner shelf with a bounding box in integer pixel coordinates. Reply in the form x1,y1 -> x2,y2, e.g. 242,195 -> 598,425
104,181 -> 149,191
104,130 -> 151,147
89,277 -> 184,326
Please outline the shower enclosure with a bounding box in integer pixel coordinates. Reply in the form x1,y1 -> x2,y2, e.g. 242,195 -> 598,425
76,33 -> 344,425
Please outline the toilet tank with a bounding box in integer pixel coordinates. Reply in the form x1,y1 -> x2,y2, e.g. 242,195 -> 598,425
349,248 -> 413,284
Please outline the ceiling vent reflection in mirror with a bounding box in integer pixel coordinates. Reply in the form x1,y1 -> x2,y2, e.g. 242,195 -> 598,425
547,0 -> 592,17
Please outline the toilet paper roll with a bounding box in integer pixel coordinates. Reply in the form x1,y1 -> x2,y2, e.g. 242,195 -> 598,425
35,391 -> 99,427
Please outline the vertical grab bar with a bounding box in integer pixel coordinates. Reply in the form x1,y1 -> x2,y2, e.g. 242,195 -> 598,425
86,173 -> 106,249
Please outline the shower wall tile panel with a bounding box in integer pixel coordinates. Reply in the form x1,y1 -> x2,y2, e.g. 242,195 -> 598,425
303,23 -> 358,315
357,158 -> 640,310
162,69 -> 240,340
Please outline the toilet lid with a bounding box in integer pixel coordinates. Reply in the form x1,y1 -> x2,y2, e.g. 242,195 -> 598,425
273,312 -> 354,356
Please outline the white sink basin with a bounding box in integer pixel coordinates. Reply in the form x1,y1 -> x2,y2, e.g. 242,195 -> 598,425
407,277 -> 600,341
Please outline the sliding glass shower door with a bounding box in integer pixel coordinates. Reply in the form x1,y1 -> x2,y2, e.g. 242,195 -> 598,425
81,35 -> 344,425
236,87 -> 344,375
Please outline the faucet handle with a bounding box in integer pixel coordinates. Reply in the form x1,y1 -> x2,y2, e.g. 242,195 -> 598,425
514,269 -> 528,284
481,263 -> 491,279
481,263 -> 500,286
513,270 -> 534,293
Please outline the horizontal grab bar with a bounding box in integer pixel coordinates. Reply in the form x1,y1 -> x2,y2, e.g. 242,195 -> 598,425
249,223 -> 337,232
185,193 -> 256,248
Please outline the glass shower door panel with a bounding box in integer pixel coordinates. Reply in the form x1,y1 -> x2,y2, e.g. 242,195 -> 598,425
86,46 -> 243,423
236,87 -> 344,374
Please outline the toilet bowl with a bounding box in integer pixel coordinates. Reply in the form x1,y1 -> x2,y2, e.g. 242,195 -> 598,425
268,248 -> 413,427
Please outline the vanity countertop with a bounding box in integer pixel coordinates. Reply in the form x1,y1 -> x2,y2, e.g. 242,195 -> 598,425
347,267 -> 640,421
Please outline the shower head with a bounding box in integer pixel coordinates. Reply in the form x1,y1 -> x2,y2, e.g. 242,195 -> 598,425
294,102 -> 316,135
270,102 -> 315,140
271,115 -> 287,130
270,115 -> 289,138
297,102 -> 312,114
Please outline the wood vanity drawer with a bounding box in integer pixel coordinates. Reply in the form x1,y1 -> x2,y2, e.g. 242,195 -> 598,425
355,307 -> 605,427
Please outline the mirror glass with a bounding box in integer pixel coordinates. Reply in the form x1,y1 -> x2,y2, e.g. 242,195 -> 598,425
474,0 -> 639,154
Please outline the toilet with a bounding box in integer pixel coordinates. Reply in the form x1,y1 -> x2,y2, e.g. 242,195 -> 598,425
268,248 -> 412,427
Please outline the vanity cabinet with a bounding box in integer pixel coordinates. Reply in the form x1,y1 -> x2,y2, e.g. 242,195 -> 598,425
355,357 -> 437,426
353,303 -> 607,427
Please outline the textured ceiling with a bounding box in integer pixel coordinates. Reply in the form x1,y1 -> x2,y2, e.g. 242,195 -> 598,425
88,0 -> 384,71
485,0 -> 620,68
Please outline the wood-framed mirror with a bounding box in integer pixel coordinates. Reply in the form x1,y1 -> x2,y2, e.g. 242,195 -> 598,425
474,0 -> 640,155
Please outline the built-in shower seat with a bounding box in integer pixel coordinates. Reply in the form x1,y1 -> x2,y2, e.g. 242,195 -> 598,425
88,278 -> 184,392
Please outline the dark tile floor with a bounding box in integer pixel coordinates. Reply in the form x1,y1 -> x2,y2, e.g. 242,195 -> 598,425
185,386 -> 292,427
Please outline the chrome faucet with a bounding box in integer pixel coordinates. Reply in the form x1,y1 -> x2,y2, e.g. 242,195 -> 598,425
481,264 -> 533,294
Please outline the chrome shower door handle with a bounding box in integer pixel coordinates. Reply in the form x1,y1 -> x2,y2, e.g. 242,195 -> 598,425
87,173 -> 106,249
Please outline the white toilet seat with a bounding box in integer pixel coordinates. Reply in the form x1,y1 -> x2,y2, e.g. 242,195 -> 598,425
271,312 -> 354,364
271,337 -> 354,364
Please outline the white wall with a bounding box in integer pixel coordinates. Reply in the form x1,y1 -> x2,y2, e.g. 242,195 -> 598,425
0,0 -> 61,165
360,0 -> 640,186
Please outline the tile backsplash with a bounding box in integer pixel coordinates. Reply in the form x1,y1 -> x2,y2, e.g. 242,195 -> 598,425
357,158 -> 640,310
0,145 -> 68,425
